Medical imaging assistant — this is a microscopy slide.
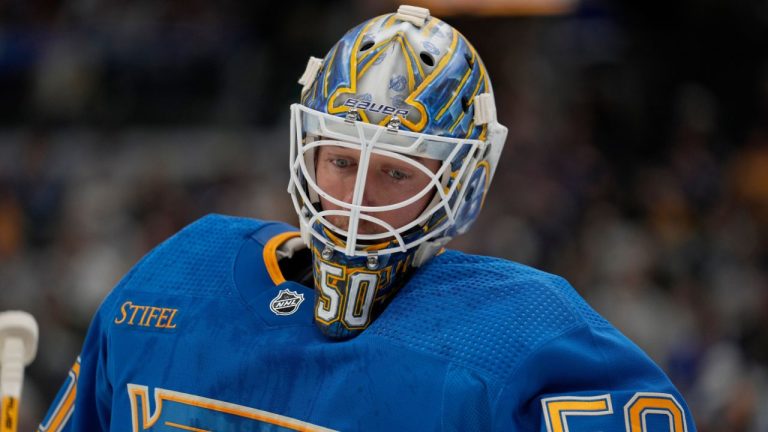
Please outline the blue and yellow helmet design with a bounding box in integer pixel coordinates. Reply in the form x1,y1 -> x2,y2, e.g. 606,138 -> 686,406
301,6 -> 492,140
288,5 -> 508,339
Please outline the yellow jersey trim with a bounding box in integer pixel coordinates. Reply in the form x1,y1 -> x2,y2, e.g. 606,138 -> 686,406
263,231 -> 302,286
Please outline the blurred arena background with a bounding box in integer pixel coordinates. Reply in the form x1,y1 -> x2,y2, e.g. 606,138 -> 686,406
1,0 -> 767,430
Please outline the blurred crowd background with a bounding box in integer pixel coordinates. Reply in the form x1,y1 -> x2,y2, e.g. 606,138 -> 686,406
1,0 -> 767,430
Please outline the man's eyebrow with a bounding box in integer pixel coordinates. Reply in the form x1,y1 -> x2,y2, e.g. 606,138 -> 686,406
323,148 -> 359,157
320,143 -> 439,165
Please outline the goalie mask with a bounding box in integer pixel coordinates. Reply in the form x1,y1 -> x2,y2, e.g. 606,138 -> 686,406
288,5 -> 508,339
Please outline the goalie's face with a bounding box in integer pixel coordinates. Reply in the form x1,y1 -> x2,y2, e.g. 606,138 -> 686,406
315,145 -> 440,235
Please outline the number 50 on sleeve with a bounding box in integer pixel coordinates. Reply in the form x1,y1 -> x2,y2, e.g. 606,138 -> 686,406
541,392 -> 688,432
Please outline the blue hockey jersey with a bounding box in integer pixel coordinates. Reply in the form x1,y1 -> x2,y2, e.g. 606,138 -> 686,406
39,215 -> 696,431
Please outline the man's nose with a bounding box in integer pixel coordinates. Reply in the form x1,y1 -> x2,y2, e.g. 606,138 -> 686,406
342,170 -> 379,207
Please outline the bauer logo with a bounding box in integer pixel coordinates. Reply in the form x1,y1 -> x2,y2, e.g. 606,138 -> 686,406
269,289 -> 305,316
344,98 -> 409,117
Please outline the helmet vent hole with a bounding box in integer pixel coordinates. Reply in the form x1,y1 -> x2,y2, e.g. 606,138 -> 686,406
360,39 -> 375,52
465,52 -> 474,69
461,95 -> 471,113
420,52 -> 435,67
482,146 -> 491,160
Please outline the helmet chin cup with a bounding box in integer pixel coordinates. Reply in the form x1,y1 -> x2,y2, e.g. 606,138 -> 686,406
308,221 -> 416,340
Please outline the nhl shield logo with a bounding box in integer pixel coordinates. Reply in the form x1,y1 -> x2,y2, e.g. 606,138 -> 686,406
269,289 -> 305,316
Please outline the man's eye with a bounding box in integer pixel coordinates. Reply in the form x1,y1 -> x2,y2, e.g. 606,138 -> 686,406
387,169 -> 410,181
331,158 -> 352,168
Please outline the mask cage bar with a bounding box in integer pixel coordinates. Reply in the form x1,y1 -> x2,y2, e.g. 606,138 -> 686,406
344,121 -> 379,254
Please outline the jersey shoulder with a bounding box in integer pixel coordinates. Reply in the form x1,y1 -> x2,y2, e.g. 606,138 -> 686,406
368,250 -> 613,379
111,214 -> 295,298
428,250 -> 610,326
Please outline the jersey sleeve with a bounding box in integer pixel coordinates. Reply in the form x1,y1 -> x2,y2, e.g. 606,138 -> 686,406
37,215 -> 270,432
495,323 -> 697,432
38,293 -> 118,432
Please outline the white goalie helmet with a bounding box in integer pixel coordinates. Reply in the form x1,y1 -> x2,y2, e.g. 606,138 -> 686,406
287,5 -> 507,339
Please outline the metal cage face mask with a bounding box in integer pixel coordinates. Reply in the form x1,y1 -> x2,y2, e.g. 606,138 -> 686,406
289,103 -> 487,259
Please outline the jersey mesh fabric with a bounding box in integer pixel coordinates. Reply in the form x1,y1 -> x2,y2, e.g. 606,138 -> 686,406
441,364 -> 493,431
367,250 -> 611,383
125,214 -> 266,296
